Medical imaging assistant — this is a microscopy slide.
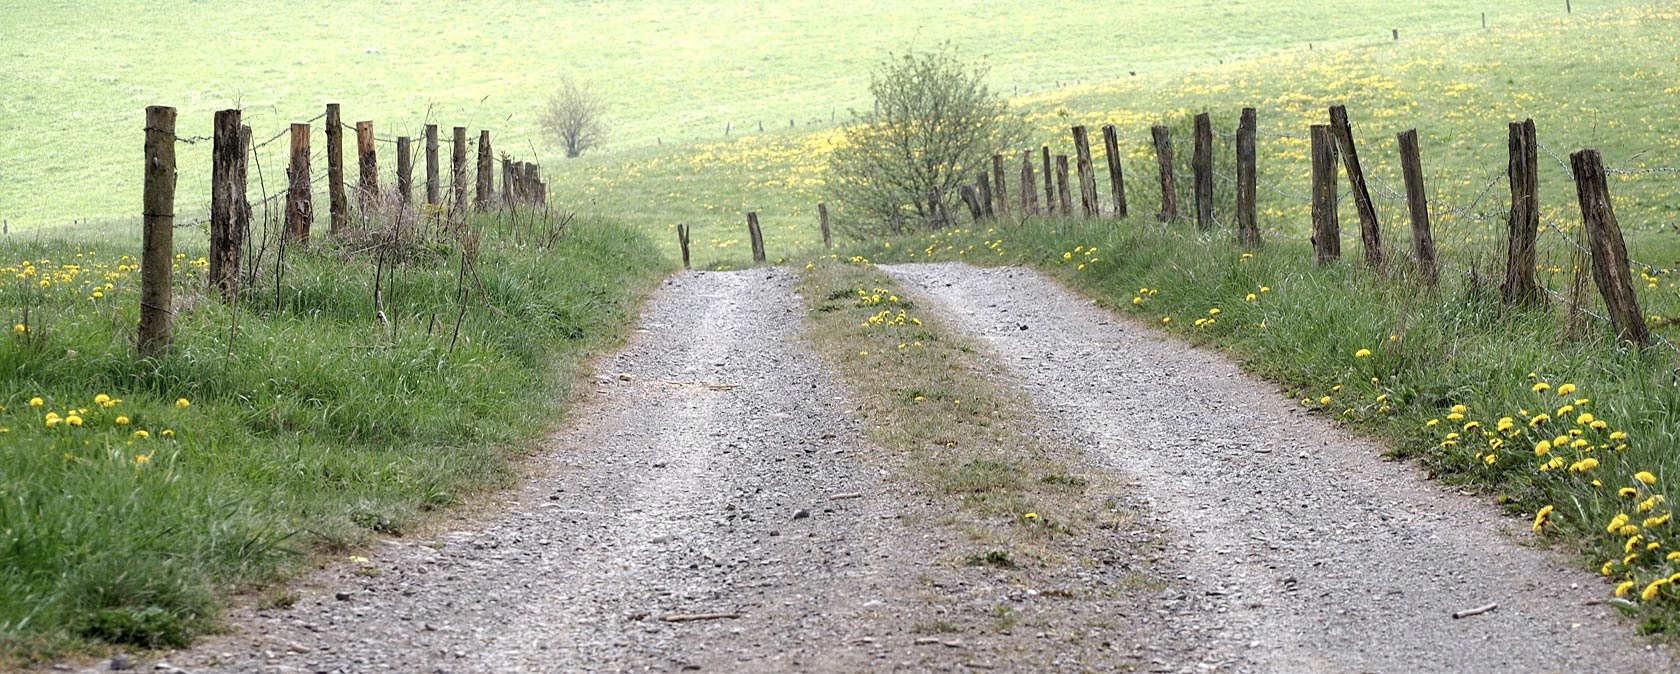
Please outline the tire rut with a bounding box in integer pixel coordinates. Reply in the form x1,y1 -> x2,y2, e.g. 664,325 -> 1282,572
885,262 -> 1676,674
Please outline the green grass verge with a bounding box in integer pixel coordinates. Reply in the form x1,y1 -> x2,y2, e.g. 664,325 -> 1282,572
844,215 -> 1680,632
0,213 -> 667,660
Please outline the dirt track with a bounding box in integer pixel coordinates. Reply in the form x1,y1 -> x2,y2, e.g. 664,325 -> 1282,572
107,265 -> 1673,673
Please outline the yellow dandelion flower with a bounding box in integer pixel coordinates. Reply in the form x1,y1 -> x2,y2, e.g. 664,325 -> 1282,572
1644,514 -> 1670,528
29,397 -> 43,407
114,416 -> 130,425
1425,418 -> 1440,427
1620,488 -> 1640,498
133,430 -> 149,439
1577,413 -> 1595,425
94,394 -> 111,405
1450,404 -> 1468,415
1354,348 -> 1372,358
1532,505 -> 1554,532
1642,579 -> 1667,602
1617,580 -> 1635,597
1569,458 -> 1599,472
1610,431 -> 1629,442
160,429 -> 174,438
1529,413 -> 1549,427
1557,383 -> 1577,396
1496,417 -> 1515,432
1636,471 -> 1658,485
175,397 -> 190,408
1532,382 -> 1551,393
1609,513 -> 1631,532
1534,440 -> 1552,456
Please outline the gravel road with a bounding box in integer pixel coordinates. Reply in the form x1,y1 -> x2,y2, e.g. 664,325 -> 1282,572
885,262 -> 1676,674
81,264 -> 1678,673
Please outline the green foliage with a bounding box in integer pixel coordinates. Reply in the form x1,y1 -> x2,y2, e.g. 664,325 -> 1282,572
0,213 -> 666,656
825,46 -> 1018,236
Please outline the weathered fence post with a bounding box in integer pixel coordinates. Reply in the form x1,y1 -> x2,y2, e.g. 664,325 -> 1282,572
677,223 -> 691,270
396,136 -> 413,205
818,202 -> 832,248
510,162 -> 526,204
747,211 -> 766,264
1072,125 -> 1100,217
977,171 -> 995,219
139,106 -> 176,358
424,124 -> 440,206
1503,119 -> 1543,306
1054,155 -> 1074,216
210,108 -> 247,297
286,123 -> 312,243
1310,124 -> 1341,265
960,184 -> 984,221
992,154 -> 1010,219
1396,129 -> 1438,285
501,158 -> 514,206
1021,150 -> 1039,215
450,126 -> 468,219
1235,108 -> 1260,248
356,121 -> 378,213
1152,125 -> 1177,222
326,104 -> 348,234
1328,105 -> 1383,269
1570,148 -> 1650,346
1102,124 -> 1128,219
523,163 -> 543,205
475,130 -> 493,210
1192,113 -> 1215,231
1041,146 -> 1055,214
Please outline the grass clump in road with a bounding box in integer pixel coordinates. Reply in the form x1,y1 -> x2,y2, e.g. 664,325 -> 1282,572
852,216 -> 1680,632
0,214 -> 667,660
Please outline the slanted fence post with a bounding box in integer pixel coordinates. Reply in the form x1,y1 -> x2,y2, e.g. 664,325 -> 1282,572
677,223 -> 691,270
1072,125 -> 1100,217
139,106 -> 176,358
1152,125 -> 1177,222
747,211 -> 766,264
1235,108 -> 1260,248
1328,105 -> 1383,269
1310,124 -> 1341,265
1570,148 -> 1650,346
818,202 -> 832,248
1102,124 -> 1127,219
210,108 -> 248,297
960,184 -> 983,221
1503,119 -> 1543,306
1192,112 -> 1214,231
1396,129 -> 1438,285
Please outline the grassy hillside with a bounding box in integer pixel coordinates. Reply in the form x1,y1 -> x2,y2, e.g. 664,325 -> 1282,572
0,0 -> 1647,233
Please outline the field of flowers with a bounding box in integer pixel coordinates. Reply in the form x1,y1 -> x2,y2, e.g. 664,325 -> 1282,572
0,216 -> 664,658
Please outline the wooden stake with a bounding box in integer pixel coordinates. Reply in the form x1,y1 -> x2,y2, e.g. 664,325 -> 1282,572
475,130 -> 493,210
450,126 -> 467,219
326,103 -> 348,234
1235,108 -> 1260,248
1503,119 -> 1543,306
1570,148 -> 1650,346
960,184 -> 984,222
396,136 -> 413,205
1102,124 -> 1127,219
747,212 -> 766,264
1041,146 -> 1055,214
1328,105 -> 1383,269
1072,125 -> 1100,217
818,202 -> 832,248
210,108 -> 247,298
139,106 -> 176,358
1152,125 -> 1177,222
992,154 -> 1010,219
677,223 -> 691,269
976,171 -> 994,219
1310,124 -> 1341,265
286,123 -> 312,243
1397,129 -> 1438,285
1054,154 -> 1074,216
1020,150 -> 1039,215
1192,112 -> 1215,231
356,121 -> 378,214
424,124 -> 440,206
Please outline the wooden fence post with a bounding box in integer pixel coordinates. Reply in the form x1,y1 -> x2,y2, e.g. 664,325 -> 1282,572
1310,124 -> 1341,265
1102,124 -> 1128,219
450,126 -> 467,219
1152,125 -> 1177,222
139,106 -> 176,358
510,162 -> 526,204
424,124 -> 440,206
1041,146 -> 1055,214
475,130 -> 492,210
960,184 -> 983,221
501,158 -> 514,206
1020,150 -> 1039,215
356,121 -> 378,214
326,103 -> 348,234
1192,112 -> 1214,231
210,108 -> 247,297
1235,107 -> 1260,248
1328,105 -> 1383,269
976,171 -> 994,219
1396,129 -> 1438,285
1054,155 -> 1074,216
932,185 -> 953,228
286,123 -> 312,243
1503,119 -> 1543,306
1072,125 -> 1100,217
818,202 -> 832,248
396,137 -> 413,205
992,154 -> 1010,219
1570,148 -> 1650,346
677,223 -> 691,269
523,163 -> 543,204
747,211 -> 766,264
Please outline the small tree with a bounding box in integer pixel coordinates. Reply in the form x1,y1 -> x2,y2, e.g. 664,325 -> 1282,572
541,78 -> 607,158
826,47 -> 1018,235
